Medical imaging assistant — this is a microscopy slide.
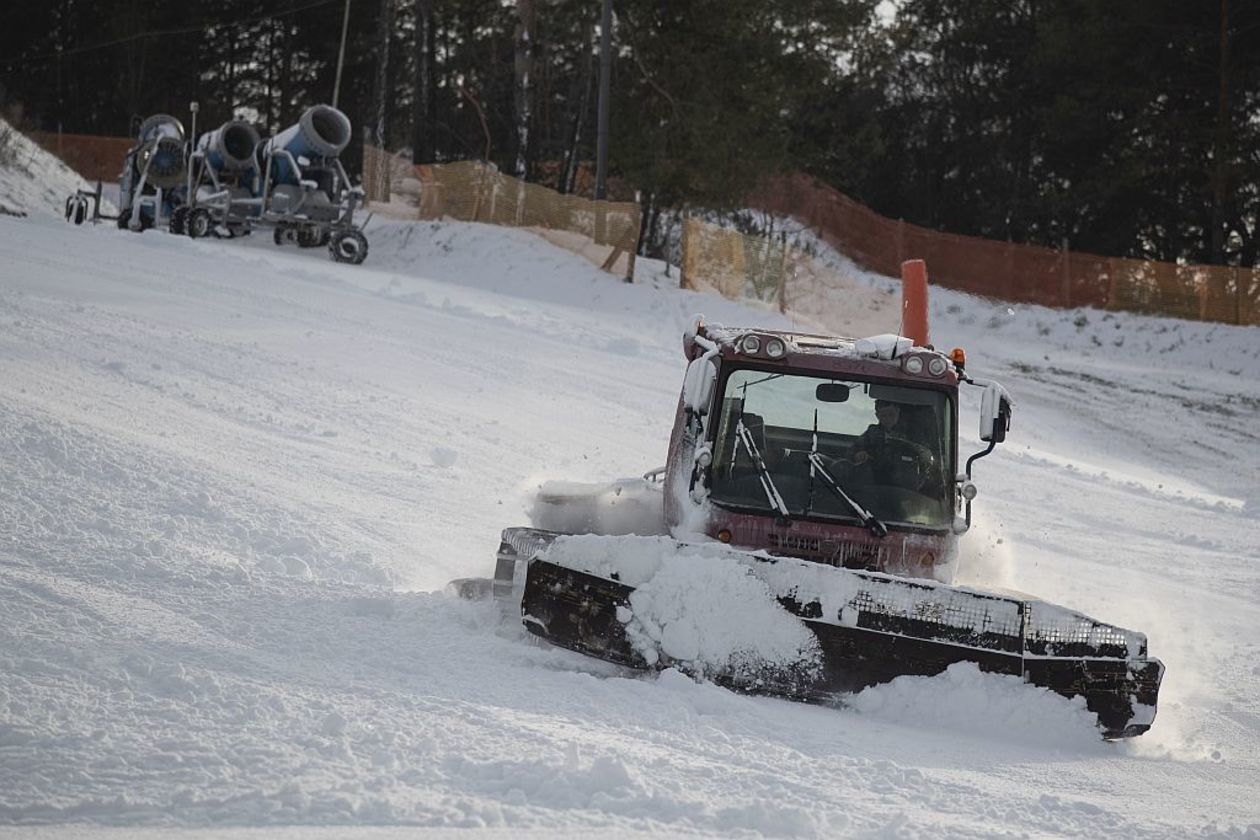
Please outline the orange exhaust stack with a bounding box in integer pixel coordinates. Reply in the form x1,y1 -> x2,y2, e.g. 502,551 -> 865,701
901,259 -> 930,347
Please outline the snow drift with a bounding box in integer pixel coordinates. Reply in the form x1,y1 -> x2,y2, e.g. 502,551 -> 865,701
0,211 -> 1257,838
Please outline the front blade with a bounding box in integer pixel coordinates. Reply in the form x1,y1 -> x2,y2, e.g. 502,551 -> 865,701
508,528 -> 1164,737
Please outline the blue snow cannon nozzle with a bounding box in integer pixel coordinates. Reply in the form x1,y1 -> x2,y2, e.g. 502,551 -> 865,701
259,105 -> 352,186
197,120 -> 261,173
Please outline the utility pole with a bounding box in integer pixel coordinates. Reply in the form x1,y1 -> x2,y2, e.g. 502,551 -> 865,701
411,0 -> 434,163
595,0 -> 612,200
56,45 -> 63,157
333,0 -> 352,108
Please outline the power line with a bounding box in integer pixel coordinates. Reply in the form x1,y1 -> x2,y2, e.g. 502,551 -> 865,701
12,0 -> 343,67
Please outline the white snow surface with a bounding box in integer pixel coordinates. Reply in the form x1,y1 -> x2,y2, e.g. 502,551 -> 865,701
1,211 -> 1259,838
0,119 -> 111,219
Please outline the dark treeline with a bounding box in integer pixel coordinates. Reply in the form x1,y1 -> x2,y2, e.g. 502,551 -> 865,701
3,0 -> 1259,266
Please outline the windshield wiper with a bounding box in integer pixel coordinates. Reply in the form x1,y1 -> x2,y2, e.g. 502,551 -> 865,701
804,410 -> 820,517
806,451 -> 888,538
735,417 -> 790,520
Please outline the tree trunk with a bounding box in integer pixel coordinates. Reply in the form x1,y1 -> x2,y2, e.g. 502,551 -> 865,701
411,0 -> 434,163
514,0 -> 536,179
226,24 -> 237,116
373,0 -> 395,148
636,191 -> 654,258
561,14 -> 595,195
265,20 -> 275,132
1210,0 -> 1231,264
279,18 -> 293,128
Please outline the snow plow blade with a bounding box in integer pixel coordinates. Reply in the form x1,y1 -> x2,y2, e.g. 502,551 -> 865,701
497,528 -> 1163,739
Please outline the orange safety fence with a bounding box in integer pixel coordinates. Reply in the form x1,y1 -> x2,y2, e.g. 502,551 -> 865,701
28,131 -> 133,184
28,131 -> 1259,325
679,216 -> 902,337
363,144 -> 640,278
679,217 -> 789,307
758,173 -> 1258,327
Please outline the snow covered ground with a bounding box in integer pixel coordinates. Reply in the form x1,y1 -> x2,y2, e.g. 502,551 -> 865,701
0,208 -> 1258,838
0,118 -> 111,220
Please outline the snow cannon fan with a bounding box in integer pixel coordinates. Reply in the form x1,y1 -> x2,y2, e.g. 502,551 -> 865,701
134,114 -> 187,191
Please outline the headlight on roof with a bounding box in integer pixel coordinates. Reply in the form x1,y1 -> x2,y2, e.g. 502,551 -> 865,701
928,356 -> 948,376
765,338 -> 785,358
741,335 -> 762,354
903,355 -> 924,375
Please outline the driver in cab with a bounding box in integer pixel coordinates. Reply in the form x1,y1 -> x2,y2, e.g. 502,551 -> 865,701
851,399 -> 937,492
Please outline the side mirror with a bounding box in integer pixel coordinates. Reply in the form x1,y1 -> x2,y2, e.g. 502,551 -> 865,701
979,383 -> 1013,443
682,356 -> 717,416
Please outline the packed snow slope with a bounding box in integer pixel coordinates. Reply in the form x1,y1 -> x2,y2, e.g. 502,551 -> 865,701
1,213 -> 1258,838
0,119 -> 109,219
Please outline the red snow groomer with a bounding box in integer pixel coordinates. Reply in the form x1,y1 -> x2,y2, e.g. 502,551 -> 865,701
468,261 -> 1164,738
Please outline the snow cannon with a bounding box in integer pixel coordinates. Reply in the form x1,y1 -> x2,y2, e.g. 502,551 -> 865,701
184,103 -> 368,265
132,114 -> 187,190
197,120 -> 261,173
65,113 -> 185,228
257,105 -> 352,186
115,114 -> 189,231
175,119 -> 263,238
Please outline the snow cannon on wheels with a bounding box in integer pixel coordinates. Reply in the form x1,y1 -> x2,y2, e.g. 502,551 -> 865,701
454,261 -> 1164,739
262,105 -> 368,263
186,105 -> 369,264
177,120 -> 261,238
64,114 -> 187,229
114,114 -> 187,232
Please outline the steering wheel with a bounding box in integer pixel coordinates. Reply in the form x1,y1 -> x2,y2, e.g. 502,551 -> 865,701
849,435 -> 938,493
885,434 -> 936,466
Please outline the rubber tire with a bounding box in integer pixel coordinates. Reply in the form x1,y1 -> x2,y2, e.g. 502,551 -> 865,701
297,228 -> 329,248
186,208 -> 212,239
329,229 -> 368,265
169,206 -> 188,236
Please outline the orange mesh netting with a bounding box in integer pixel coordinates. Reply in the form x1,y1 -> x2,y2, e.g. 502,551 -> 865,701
363,145 -> 640,278
28,132 -> 133,183
679,217 -> 901,336
758,173 -> 1258,327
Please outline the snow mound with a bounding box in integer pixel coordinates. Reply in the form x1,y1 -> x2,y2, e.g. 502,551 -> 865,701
848,661 -> 1104,749
542,535 -> 822,682
0,117 -> 108,218
0,205 -> 1257,835
527,476 -> 667,536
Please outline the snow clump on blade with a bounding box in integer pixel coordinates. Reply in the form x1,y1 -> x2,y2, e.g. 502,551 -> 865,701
546,536 -> 823,684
